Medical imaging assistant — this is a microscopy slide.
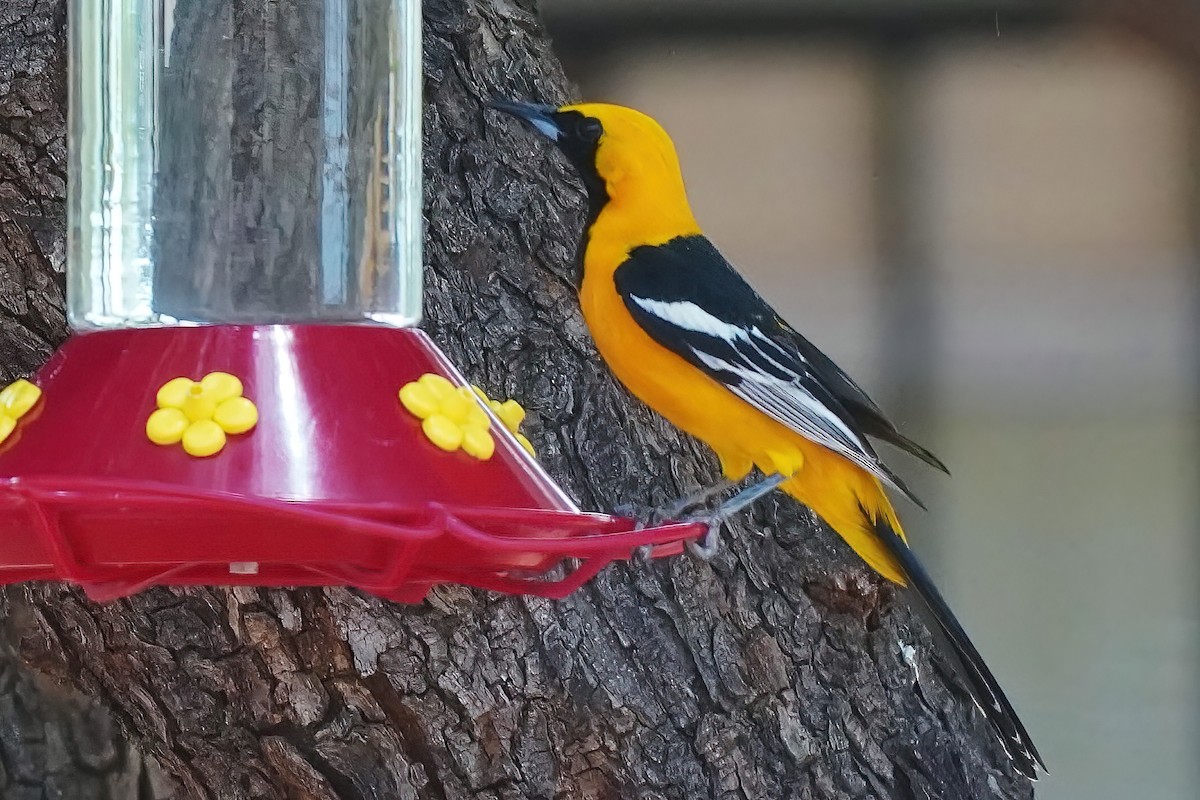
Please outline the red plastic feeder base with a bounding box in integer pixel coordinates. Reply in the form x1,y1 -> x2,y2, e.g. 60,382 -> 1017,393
0,326 -> 703,602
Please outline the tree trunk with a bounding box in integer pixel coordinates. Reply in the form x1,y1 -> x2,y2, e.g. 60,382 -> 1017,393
0,5 -> 176,797
0,0 -> 1034,798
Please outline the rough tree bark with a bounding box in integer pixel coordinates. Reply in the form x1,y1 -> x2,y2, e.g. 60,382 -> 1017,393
0,4 -> 176,797
0,1 -> 1035,798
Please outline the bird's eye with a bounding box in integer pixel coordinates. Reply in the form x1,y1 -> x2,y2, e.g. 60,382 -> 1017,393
578,118 -> 603,142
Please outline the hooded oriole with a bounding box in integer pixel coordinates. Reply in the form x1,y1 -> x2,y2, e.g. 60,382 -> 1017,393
491,99 -> 1044,779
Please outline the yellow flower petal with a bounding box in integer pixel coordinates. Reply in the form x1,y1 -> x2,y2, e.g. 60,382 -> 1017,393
0,379 -> 41,419
156,377 -> 195,409
146,408 -> 189,445
0,414 -> 16,445
515,432 -> 536,457
422,414 -> 463,452
214,396 -> 258,434
399,383 -> 438,419
471,385 -> 490,402
495,400 -> 526,433
200,372 -> 243,403
438,389 -> 473,425
181,385 -> 217,422
461,425 -> 495,460
182,419 -> 227,457
417,373 -> 455,401
465,401 -> 489,430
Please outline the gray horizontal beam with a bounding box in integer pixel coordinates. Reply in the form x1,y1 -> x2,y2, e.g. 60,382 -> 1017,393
542,0 -> 1073,42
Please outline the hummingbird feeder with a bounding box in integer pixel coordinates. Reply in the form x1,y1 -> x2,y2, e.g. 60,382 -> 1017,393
0,0 -> 702,603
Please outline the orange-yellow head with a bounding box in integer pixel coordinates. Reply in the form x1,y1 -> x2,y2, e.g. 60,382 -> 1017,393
490,100 -> 698,234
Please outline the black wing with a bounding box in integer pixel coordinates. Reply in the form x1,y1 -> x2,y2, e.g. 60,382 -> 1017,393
614,235 -> 927,506
778,323 -> 949,473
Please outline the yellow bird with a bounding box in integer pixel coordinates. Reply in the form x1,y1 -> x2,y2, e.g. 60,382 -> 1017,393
491,99 -> 1043,779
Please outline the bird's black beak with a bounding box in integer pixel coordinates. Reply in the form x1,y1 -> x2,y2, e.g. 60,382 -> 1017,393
489,99 -> 563,142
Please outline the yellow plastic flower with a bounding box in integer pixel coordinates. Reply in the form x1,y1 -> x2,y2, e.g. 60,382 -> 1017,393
398,373 -> 536,460
147,372 -> 258,457
0,378 -> 42,445
472,385 -> 536,457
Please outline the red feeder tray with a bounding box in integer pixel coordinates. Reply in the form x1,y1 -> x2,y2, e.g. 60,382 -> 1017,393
0,326 -> 702,602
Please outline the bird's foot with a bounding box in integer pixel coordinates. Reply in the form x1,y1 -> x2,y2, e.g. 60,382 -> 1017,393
616,475 -> 777,561
632,543 -> 656,562
686,515 -> 727,560
610,503 -> 658,563
658,478 -> 737,520
614,502 -> 719,562
684,473 -> 789,560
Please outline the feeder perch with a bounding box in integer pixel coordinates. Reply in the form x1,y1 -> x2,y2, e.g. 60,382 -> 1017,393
0,0 -> 702,603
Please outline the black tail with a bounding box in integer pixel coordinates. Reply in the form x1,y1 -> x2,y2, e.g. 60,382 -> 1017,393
873,516 -> 1045,779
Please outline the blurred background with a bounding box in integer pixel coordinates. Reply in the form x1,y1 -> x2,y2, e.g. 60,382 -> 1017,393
540,1 -> 1199,798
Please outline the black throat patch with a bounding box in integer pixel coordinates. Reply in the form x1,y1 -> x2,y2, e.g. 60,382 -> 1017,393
550,110 -> 611,284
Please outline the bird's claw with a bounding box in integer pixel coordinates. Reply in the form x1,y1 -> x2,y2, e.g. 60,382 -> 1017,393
633,543 -> 656,562
659,478 -> 738,520
614,503 -> 678,564
686,516 -> 726,560
661,494 -> 707,520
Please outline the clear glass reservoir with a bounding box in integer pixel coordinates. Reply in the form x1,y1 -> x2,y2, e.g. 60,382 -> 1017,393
68,0 -> 422,328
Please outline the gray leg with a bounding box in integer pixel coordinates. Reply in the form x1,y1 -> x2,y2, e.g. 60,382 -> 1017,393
688,473 -> 788,559
661,477 -> 737,519
615,477 -> 735,527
